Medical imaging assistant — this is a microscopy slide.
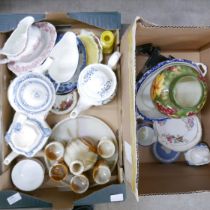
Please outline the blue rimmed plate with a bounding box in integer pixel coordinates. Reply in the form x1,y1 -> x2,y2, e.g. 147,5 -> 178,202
46,35 -> 86,95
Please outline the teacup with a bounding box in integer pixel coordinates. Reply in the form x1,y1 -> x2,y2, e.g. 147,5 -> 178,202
93,160 -> 111,185
69,51 -> 121,118
11,159 -> 45,191
0,16 -> 35,61
4,113 -> 51,165
49,163 -> 68,182
44,142 -> 65,161
35,32 -> 79,83
64,138 -> 98,175
70,174 -> 89,194
97,137 -> 115,159
0,16 -> 42,64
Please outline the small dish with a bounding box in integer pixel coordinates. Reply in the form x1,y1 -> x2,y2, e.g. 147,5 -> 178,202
151,62 -> 207,118
152,142 -> 180,163
11,159 -> 45,191
46,37 -> 86,95
154,116 -> 201,152
8,72 -> 56,117
51,90 -> 77,115
7,22 -> 57,74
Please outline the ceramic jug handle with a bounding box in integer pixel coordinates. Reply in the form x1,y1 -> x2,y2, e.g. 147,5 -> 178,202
0,58 -> 10,64
69,97 -> 92,119
195,62 -> 208,77
3,151 -> 19,165
107,51 -> 121,70
32,57 -> 54,73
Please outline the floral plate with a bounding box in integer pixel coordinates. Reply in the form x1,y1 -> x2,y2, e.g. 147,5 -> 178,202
46,36 -> 86,95
154,115 -> 202,152
136,59 -> 206,121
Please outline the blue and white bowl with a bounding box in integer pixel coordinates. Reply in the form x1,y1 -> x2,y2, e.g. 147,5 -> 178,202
8,72 -> 56,117
46,36 -> 87,95
153,142 -> 180,163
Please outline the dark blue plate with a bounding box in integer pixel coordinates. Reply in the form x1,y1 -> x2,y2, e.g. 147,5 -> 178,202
46,34 -> 86,95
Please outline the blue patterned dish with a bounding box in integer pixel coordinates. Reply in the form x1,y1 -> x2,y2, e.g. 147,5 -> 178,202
152,142 -> 180,163
8,72 -> 56,116
46,36 -> 87,95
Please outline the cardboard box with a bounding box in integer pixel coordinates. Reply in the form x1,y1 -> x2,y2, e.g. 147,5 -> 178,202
121,17 -> 210,199
0,12 -> 127,209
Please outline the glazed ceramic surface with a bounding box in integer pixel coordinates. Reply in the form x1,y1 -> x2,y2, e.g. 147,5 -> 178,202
11,159 -> 45,191
153,142 -> 180,163
70,174 -> 89,194
46,37 -> 86,95
69,51 -> 120,119
8,73 -> 56,117
51,90 -> 77,115
0,16 -> 35,58
184,143 -> 210,166
136,59 -> 207,121
5,113 -> 51,161
151,62 -> 207,118
79,32 -> 102,64
8,22 -> 57,74
154,116 -> 201,152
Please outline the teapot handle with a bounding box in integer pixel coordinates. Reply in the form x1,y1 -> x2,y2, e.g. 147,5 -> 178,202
107,51 -> 121,70
195,62 -> 208,77
69,96 -> 93,119
3,151 -> 19,165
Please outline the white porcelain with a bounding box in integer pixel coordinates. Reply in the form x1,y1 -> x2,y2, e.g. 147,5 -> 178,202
97,137 -> 115,159
51,90 -> 77,115
64,138 -> 98,175
11,159 -> 45,191
184,143 -> 210,166
7,22 -> 57,74
154,116 -> 202,152
69,51 -> 121,119
45,115 -> 118,173
93,161 -> 111,185
8,72 -> 56,117
35,32 -> 79,83
4,113 -> 51,165
44,142 -> 64,161
0,16 -> 35,60
70,174 -> 89,194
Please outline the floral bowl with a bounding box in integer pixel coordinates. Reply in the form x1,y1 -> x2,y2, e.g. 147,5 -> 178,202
151,63 -> 208,118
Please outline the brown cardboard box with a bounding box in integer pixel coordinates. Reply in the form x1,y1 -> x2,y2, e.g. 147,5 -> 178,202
121,17 -> 210,199
0,13 -> 126,209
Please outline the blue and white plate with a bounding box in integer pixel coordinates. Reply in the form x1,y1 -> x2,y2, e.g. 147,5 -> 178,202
136,59 -> 202,121
46,35 -> 87,95
152,142 -> 180,163
8,72 -> 56,116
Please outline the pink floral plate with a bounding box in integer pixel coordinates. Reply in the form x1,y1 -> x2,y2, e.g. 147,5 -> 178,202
154,115 -> 202,152
7,22 -> 57,74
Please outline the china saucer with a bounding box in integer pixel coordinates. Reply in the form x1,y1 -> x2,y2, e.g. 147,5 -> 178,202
154,115 -> 202,152
46,37 -> 86,94
8,73 -> 56,117
51,90 -> 78,115
8,22 -> 57,74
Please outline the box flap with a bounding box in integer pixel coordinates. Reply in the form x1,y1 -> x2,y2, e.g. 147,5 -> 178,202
0,190 -> 52,209
120,18 -> 139,200
0,12 -> 121,32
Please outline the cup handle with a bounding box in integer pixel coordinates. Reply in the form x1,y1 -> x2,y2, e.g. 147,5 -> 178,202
0,58 -> 10,64
32,57 -> 54,73
195,62 -> 208,77
3,151 -> 19,165
107,51 -> 121,70
69,97 -> 92,119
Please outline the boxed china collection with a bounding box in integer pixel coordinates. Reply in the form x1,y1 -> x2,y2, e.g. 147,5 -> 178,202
1,12 -> 210,209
